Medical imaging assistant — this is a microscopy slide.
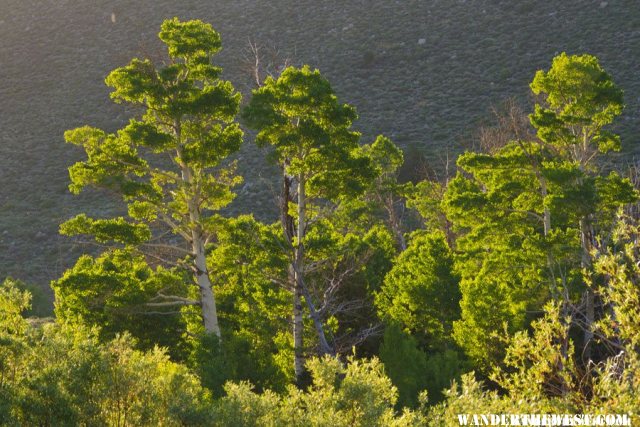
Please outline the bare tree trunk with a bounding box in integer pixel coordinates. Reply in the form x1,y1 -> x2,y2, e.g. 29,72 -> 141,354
280,172 -> 305,381
282,168 -> 335,383
580,217 -> 594,360
298,280 -> 333,355
385,194 -> 406,251
295,176 -> 306,304
577,133 -> 595,361
293,175 -> 307,383
292,265 -> 305,381
192,229 -> 221,337
541,179 -> 551,237
294,175 -> 333,355
176,121 -> 221,338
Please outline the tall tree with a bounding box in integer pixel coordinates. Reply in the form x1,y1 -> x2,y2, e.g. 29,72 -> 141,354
442,53 -> 635,368
59,18 -> 243,338
529,52 -> 633,356
243,65 -> 376,382
443,141 -> 577,367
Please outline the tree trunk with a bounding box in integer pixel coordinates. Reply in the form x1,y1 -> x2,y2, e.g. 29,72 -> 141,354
294,174 -> 333,356
292,265 -> 305,382
290,281 -> 305,381
580,217 -> 594,360
176,122 -> 221,338
192,229 -> 221,337
384,193 -> 406,251
281,172 -> 305,381
298,281 -> 333,355
540,178 -> 551,237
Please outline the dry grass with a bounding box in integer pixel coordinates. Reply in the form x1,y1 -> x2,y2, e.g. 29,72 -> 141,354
0,0 -> 638,299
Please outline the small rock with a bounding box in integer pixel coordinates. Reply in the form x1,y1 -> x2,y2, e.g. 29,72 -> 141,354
111,12 -> 116,23
36,231 -> 46,238
600,1 -> 608,7
418,38 -> 426,45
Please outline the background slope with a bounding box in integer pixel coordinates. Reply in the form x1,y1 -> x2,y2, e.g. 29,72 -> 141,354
0,0 -> 638,296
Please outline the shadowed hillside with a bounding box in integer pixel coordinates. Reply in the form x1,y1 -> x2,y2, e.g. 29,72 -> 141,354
0,0 -> 639,295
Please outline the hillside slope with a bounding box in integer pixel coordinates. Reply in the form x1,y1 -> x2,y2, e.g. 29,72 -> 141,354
0,0 -> 639,292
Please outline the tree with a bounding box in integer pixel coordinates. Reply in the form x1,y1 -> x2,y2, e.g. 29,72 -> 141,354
0,283 -> 213,426
14,325 -> 213,426
441,53 -> 636,368
0,278 -> 32,425
198,215 -> 293,393
529,52 -> 634,356
59,18 -> 244,338
375,232 -> 464,406
443,141 -> 575,367
242,65 -> 376,382
375,231 -> 460,351
428,233 -> 640,423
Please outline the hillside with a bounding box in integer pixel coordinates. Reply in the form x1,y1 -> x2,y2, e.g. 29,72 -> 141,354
0,0 -> 639,295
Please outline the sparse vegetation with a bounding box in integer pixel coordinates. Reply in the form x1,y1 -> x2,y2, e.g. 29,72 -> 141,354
0,7 -> 639,426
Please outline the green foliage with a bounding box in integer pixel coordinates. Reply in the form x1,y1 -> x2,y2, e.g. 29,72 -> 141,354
360,135 -> 415,249
243,63 -> 387,378
66,17 -> 243,220
530,52 -> 624,155
427,373 -> 576,426
61,17 -> 245,340
60,214 -> 151,245
429,221 -> 640,422
429,297 -> 639,424
204,215 -> 292,391
0,278 -> 31,336
441,143 -> 557,368
0,279 -> 31,425
215,381 -> 281,427
406,179 -> 448,233
243,65 -> 375,201
379,323 -> 428,407
365,135 -> 404,177
0,297 -> 213,426
491,302 -> 578,399
13,279 -> 52,318
52,249 -> 188,352
20,25 -> 640,424
215,356 -> 427,426
592,218 -> 640,350
441,54 -> 636,370
376,231 -> 460,350
423,350 -> 467,405
304,217 -> 397,353
378,323 -> 466,407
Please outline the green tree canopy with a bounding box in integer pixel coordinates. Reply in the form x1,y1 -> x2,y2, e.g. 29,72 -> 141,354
243,65 -> 379,382
376,231 -> 460,351
58,18 -> 244,338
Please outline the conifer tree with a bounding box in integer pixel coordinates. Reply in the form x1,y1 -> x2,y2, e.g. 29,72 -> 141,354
57,18 -> 243,338
529,53 -> 635,356
243,65 -> 376,382
443,53 -> 636,368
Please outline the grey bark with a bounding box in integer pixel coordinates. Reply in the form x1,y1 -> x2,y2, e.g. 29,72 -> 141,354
176,121 -> 221,338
